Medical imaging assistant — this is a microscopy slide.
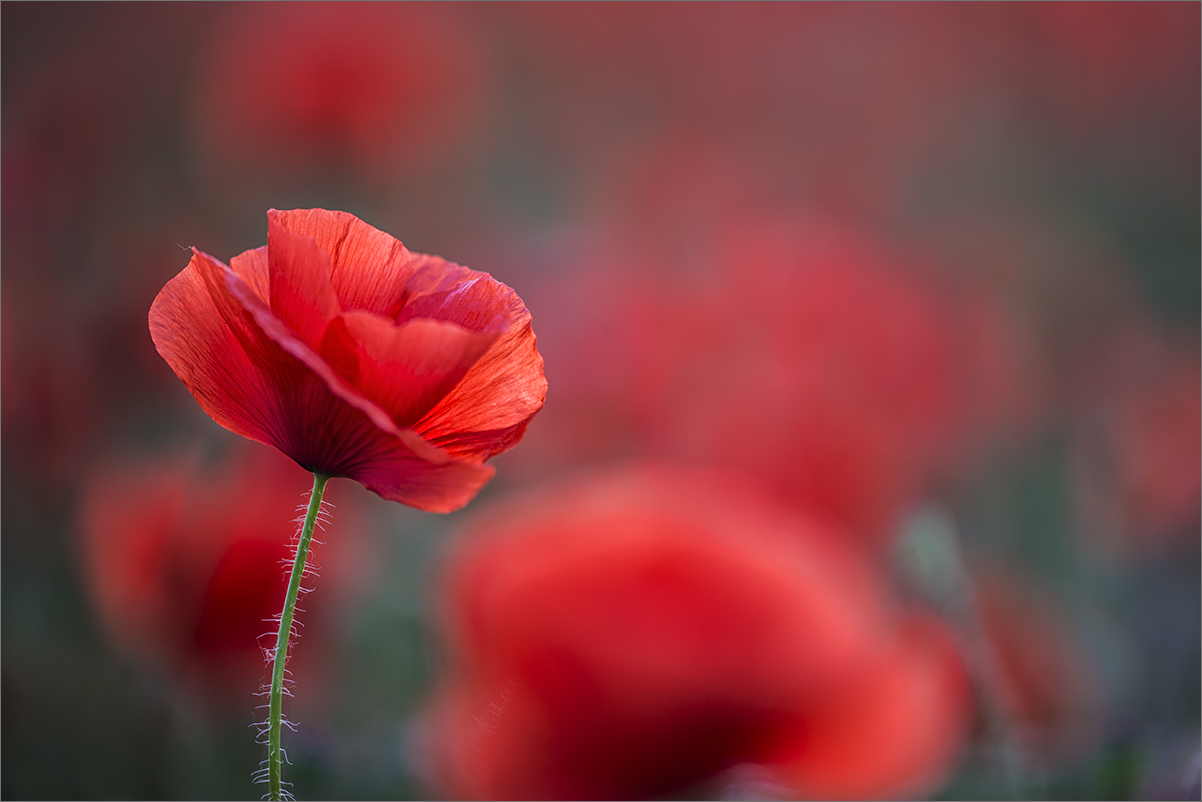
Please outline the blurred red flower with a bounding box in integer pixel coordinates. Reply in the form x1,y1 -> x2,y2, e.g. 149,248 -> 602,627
1073,325 -> 1201,558
77,443 -> 369,703
608,218 -> 1037,543
498,4 -> 985,219
0,290 -> 100,486
149,209 -> 546,512
418,467 -> 970,800
191,3 -> 493,183
760,612 -> 972,800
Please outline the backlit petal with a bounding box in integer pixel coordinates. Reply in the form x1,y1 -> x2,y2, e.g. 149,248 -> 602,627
418,309 -> 547,461
398,257 -> 524,333
229,245 -> 269,302
341,439 -> 496,514
149,249 -> 289,449
217,263 -> 492,510
340,310 -> 498,427
267,211 -> 340,346
268,208 -> 419,316
151,209 -> 543,512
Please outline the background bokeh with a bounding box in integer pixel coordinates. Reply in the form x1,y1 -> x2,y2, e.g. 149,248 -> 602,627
2,3 -> 1198,800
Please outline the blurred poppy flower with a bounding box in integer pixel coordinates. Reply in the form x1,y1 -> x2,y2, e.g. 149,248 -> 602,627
500,4 -> 985,218
149,209 -> 546,512
192,3 -> 492,184
417,466 -> 970,800
0,289 -> 99,487
1072,325 -> 1201,558
760,612 -> 972,800
1106,361 -> 1201,543
606,218 -> 1036,543
77,443 -> 369,703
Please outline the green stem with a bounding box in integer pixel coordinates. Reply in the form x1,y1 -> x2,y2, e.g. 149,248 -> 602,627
267,472 -> 330,801
897,506 -> 1043,799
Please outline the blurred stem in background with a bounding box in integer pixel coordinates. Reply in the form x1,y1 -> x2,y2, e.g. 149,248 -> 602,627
898,505 -> 1047,800
264,472 -> 330,801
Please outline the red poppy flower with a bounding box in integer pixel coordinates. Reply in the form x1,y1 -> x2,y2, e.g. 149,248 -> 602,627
77,443 -> 368,703
589,217 -> 1035,543
149,209 -> 546,512
417,467 -> 970,800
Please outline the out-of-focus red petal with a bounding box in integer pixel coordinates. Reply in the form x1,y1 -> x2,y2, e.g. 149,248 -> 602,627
78,456 -> 192,661
192,536 -> 290,653
339,310 -> 498,427
423,467 -> 899,798
417,310 -> 547,461
268,208 -> 419,316
77,441 -> 373,705
764,613 -> 971,801
266,210 -> 340,345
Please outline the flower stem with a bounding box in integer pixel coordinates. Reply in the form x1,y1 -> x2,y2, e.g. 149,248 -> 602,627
267,472 -> 330,801
897,505 -> 1044,799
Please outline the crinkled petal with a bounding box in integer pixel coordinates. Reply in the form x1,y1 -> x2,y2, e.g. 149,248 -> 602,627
417,309 -> 547,461
262,208 -> 545,463
337,311 -> 499,427
154,248 -> 493,512
223,262 -> 495,511
229,245 -> 269,302
267,212 -> 340,345
149,249 -> 290,449
340,438 -> 497,514
399,257 -> 525,333
268,208 -> 419,316
267,208 -> 522,333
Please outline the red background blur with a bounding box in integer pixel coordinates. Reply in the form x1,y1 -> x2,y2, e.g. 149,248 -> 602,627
2,3 -> 1198,799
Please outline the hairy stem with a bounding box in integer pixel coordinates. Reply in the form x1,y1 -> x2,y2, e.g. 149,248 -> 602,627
267,472 -> 330,801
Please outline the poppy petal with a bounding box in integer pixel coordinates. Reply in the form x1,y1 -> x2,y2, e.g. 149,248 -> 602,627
152,209 -> 543,513
342,440 -> 496,514
267,212 -> 341,345
340,310 -> 499,427
78,455 -> 193,659
268,208 -> 418,316
229,245 -> 270,302
418,311 -> 547,461
217,257 -> 414,452
398,257 -> 525,334
218,256 -> 495,510
149,249 -> 288,449
764,614 -> 970,800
